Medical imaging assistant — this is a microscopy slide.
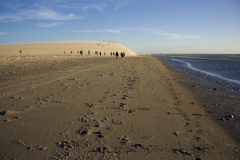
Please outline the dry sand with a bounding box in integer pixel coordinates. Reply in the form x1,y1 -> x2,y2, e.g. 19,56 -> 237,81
0,41 -> 138,57
0,42 -> 239,159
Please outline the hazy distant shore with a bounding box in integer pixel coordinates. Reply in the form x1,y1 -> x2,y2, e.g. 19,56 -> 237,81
156,54 -> 240,61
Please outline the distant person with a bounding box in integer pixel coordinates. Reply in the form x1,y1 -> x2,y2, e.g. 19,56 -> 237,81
116,51 -> 119,59
80,50 -> 83,56
19,50 -> 22,56
88,50 -> 90,55
121,52 -> 125,60
71,50 -> 73,55
64,50 -> 66,55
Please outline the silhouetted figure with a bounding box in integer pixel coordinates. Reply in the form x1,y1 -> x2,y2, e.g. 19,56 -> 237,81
88,50 -> 90,55
116,51 -> 119,59
19,50 -> 22,57
80,50 -> 83,56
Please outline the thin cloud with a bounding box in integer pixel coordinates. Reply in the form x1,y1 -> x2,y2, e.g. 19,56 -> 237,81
76,0 -> 132,11
0,0 -> 133,22
75,27 -> 200,40
168,34 -> 201,40
0,1 -> 82,22
36,22 -> 61,28
0,32 -> 7,35
114,0 -> 131,10
151,29 -> 201,40
0,8 -> 81,22
80,3 -> 107,12
77,29 -> 121,33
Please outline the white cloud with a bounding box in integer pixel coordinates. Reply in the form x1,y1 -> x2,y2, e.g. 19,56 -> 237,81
36,22 -> 61,27
75,27 -> 200,40
0,0 -> 133,22
80,3 -> 107,12
151,29 -> 201,40
0,8 -> 82,22
114,0 -> 131,10
77,29 -> 121,33
0,32 -> 7,35
73,0 -> 131,11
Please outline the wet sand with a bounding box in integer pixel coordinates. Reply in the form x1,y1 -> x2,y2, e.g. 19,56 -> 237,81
159,55 -> 240,144
0,56 -> 239,160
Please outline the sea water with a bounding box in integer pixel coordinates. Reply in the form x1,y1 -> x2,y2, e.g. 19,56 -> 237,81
153,54 -> 240,91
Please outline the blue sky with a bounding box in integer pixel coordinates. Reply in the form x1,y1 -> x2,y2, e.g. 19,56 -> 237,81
0,0 -> 239,54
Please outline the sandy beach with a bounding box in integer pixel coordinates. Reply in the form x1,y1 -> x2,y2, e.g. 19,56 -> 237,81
0,42 -> 239,159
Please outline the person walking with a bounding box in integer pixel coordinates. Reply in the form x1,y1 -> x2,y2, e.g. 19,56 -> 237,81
116,51 -> 119,59
19,50 -> 22,57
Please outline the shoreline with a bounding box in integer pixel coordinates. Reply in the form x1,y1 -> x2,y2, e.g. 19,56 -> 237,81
0,56 -> 239,159
159,57 -> 240,144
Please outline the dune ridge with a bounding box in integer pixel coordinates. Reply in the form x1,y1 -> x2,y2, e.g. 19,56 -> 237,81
0,41 -> 138,57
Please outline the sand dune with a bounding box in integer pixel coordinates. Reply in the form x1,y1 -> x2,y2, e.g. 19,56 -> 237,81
0,41 -> 138,57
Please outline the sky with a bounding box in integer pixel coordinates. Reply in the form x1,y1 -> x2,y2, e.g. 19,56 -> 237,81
0,0 -> 240,54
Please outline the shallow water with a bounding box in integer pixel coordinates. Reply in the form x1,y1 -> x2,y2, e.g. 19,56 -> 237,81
153,54 -> 240,91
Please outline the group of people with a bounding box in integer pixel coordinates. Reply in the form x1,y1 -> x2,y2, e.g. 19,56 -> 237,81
64,50 -> 126,59
115,52 -> 125,59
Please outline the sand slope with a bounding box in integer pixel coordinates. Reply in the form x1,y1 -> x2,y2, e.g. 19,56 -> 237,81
0,41 -> 138,57
0,56 -> 239,160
